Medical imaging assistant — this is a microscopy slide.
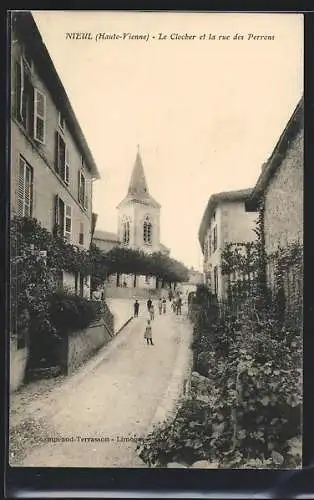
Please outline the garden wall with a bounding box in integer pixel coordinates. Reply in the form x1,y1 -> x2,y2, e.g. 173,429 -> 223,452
66,321 -> 113,375
10,340 -> 28,392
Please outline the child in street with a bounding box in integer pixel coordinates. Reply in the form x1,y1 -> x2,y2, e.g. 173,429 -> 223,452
133,299 -> 139,318
149,303 -> 155,321
144,319 -> 154,345
162,297 -> 167,314
158,298 -> 163,315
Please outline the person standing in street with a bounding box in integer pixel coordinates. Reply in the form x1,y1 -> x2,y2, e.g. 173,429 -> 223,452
176,296 -> 182,315
158,298 -> 163,315
149,303 -> 155,321
147,298 -> 152,311
144,319 -> 154,345
134,299 -> 139,318
162,297 -> 167,314
172,297 -> 177,313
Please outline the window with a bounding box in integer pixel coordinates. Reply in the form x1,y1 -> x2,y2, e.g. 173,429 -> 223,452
214,266 -> 219,296
55,131 -> 70,185
212,225 -> 217,253
65,147 -> 70,185
145,276 -> 151,284
22,45 -> 32,71
58,111 -> 65,132
79,222 -> 84,245
208,233 -> 212,257
54,195 -> 72,242
143,216 -> 152,244
15,57 -> 33,135
17,156 -> 33,217
15,57 -> 46,143
78,170 -> 88,209
54,132 -> 70,185
64,205 -> 72,242
122,219 -> 130,245
33,88 -> 46,143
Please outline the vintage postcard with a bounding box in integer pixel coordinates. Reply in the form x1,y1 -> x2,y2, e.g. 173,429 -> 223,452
9,10 -> 303,469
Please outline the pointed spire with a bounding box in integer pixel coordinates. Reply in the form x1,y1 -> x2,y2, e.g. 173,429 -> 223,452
127,146 -> 149,196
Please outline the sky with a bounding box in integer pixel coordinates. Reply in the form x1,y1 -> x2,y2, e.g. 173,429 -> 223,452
32,11 -> 303,271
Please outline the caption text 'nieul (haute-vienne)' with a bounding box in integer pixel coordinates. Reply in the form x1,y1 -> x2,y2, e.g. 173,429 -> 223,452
65,32 -> 276,42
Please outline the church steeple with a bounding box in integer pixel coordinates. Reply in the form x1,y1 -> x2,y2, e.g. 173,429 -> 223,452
127,146 -> 149,196
117,146 -> 161,209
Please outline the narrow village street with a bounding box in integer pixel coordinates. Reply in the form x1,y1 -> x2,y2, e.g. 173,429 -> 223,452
10,304 -> 193,468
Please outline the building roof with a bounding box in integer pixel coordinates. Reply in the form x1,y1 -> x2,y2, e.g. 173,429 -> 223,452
93,230 -> 120,242
117,148 -> 161,208
246,97 -> 304,211
198,188 -> 254,249
12,12 -> 101,180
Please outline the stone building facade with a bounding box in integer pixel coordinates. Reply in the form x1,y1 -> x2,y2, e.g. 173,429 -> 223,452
198,189 -> 258,302
246,98 -> 303,321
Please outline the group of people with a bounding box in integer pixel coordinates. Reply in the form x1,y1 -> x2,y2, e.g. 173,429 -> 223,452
133,293 -> 185,346
171,295 -> 183,315
133,297 -> 168,319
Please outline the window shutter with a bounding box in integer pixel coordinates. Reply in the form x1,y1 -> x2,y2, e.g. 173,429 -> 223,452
24,165 -> 32,217
19,56 -> 24,121
64,204 -> 72,242
54,131 -> 60,173
54,194 -> 60,230
58,111 -> 65,132
81,173 -> 85,205
59,136 -> 66,180
65,146 -> 70,185
33,88 -> 46,144
78,170 -> 81,201
15,61 -> 22,119
17,158 -> 25,216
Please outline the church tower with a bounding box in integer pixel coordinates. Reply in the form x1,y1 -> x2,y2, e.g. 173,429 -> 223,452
117,147 -> 161,254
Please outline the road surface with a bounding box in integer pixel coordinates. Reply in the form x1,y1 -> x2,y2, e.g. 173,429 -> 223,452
10,306 -> 192,467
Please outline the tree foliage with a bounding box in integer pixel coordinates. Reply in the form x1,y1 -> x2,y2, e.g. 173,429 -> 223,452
100,247 -> 189,284
10,217 -> 100,354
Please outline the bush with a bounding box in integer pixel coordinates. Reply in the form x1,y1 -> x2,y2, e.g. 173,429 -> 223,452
138,399 -> 213,467
48,291 -> 99,334
138,292 -> 302,468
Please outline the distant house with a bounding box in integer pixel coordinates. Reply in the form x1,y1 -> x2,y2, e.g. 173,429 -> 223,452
176,267 -> 204,300
92,230 -> 120,253
11,12 -> 101,298
198,189 -> 258,302
246,98 -> 303,322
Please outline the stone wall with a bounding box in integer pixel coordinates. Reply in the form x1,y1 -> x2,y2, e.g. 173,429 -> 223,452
104,285 -> 161,300
10,340 -> 28,392
263,128 -> 303,324
66,322 -> 112,375
264,128 -> 303,255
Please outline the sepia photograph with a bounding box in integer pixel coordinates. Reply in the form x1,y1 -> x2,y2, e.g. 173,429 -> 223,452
9,10 -> 303,469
